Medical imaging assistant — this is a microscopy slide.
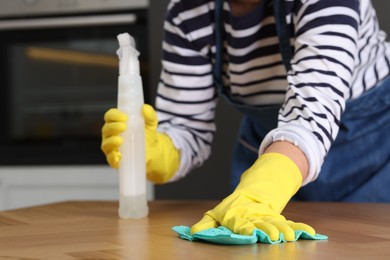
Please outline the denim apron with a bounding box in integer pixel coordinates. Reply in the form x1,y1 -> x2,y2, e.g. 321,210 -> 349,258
214,0 -> 390,202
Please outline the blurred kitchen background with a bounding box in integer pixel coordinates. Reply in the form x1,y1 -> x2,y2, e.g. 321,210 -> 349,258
0,0 -> 388,210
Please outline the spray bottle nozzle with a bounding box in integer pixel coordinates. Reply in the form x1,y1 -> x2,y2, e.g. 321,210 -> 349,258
117,33 -> 140,76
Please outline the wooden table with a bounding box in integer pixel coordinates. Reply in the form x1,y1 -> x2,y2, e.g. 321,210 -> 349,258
0,201 -> 389,259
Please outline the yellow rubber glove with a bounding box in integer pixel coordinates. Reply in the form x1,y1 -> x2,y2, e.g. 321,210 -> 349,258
190,153 -> 316,241
101,105 -> 180,184
101,108 -> 127,168
143,104 -> 180,184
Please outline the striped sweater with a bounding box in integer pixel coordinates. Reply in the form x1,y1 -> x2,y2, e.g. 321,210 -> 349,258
155,0 -> 390,184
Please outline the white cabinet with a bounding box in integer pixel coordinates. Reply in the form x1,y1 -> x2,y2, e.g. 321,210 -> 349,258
0,166 -> 154,211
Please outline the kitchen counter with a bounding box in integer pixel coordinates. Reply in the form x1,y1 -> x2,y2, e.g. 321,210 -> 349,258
0,200 -> 390,259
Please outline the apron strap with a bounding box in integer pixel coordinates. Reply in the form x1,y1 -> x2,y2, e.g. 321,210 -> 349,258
213,0 -> 225,94
273,0 -> 292,71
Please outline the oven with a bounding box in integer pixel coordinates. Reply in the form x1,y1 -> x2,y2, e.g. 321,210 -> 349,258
0,0 -> 150,165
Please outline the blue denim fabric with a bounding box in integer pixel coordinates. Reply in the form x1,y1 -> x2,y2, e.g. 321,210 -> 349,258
230,77 -> 390,202
294,77 -> 390,202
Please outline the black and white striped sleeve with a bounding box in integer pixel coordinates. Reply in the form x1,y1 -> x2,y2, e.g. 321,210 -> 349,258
155,1 -> 218,181
260,0 -> 360,184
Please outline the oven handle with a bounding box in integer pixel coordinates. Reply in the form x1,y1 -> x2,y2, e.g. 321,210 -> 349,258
0,13 -> 137,30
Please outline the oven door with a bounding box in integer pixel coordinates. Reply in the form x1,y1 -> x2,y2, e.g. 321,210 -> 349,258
0,11 -> 149,165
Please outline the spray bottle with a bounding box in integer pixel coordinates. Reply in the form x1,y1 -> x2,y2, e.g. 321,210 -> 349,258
116,33 -> 148,219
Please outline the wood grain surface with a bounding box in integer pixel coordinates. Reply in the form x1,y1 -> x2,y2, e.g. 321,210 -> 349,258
0,200 -> 389,259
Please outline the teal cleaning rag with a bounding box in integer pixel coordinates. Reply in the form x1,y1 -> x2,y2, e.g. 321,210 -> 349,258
172,226 -> 328,245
